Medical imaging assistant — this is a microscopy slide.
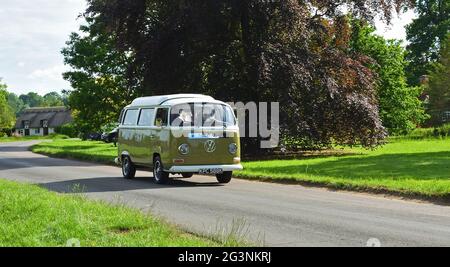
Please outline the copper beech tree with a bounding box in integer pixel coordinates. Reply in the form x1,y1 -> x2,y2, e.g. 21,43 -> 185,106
65,0 -> 414,153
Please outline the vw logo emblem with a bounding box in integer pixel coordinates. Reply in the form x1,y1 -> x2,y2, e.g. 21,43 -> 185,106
204,140 -> 217,153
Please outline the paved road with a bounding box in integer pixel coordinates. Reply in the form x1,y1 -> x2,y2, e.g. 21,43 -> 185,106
1,141 -> 450,247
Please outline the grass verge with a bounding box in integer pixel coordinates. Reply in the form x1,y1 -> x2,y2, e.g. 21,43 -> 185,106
0,179 -> 242,247
0,134 -> 69,143
237,139 -> 450,201
31,139 -> 117,165
31,138 -> 450,201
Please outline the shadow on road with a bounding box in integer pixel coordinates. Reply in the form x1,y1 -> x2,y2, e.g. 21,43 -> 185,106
39,176 -> 223,193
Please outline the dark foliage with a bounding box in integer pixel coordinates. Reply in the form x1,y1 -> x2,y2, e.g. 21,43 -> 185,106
65,0 -> 414,152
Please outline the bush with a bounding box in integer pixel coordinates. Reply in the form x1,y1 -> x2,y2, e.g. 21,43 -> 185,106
55,123 -> 78,138
0,129 -> 13,137
437,124 -> 450,137
394,124 -> 450,140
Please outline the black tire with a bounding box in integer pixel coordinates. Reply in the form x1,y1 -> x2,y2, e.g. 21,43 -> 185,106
122,156 -> 136,180
182,173 -> 194,178
153,156 -> 169,184
216,172 -> 233,184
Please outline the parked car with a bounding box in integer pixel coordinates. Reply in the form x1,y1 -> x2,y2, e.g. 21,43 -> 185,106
84,132 -> 102,141
101,127 -> 118,144
115,94 -> 243,184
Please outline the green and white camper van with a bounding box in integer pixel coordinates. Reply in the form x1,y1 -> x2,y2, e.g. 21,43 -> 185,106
116,94 -> 243,184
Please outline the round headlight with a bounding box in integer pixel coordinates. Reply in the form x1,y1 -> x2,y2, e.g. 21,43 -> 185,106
178,144 -> 190,155
229,143 -> 238,154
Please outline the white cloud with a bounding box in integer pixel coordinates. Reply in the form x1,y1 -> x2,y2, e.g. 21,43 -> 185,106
28,65 -> 69,81
0,0 -> 86,95
375,9 -> 417,44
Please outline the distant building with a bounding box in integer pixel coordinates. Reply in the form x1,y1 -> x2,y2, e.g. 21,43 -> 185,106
14,107 -> 73,136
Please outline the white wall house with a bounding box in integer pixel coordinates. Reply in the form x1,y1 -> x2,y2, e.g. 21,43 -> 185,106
14,107 -> 73,137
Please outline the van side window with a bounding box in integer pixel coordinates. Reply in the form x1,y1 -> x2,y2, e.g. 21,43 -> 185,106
138,109 -> 155,126
118,109 -> 125,124
123,109 -> 139,126
155,108 -> 169,127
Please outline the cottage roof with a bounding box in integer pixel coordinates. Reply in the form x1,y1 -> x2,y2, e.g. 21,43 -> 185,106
15,107 -> 73,129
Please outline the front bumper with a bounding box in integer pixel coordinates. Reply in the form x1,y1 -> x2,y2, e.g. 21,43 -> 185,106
167,164 -> 243,173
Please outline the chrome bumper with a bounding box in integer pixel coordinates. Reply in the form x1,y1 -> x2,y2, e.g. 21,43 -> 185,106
167,164 -> 243,173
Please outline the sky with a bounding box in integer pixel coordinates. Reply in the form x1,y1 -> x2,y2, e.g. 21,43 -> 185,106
0,1 -> 417,96
0,0 -> 86,96
375,9 -> 416,43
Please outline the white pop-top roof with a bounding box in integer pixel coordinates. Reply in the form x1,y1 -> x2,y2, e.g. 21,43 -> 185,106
129,94 -> 218,107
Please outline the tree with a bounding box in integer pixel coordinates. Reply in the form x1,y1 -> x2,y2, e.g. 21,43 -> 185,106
406,0 -> 450,85
62,24 -> 136,133
0,80 -> 15,133
351,21 -> 428,134
19,92 -> 45,108
427,34 -> 450,125
7,93 -> 25,116
43,92 -> 64,107
17,91 -> 65,109
66,0 -> 414,151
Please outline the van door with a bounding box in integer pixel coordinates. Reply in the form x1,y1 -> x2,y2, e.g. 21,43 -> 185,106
153,108 -> 170,166
119,109 -> 140,163
135,108 -> 156,165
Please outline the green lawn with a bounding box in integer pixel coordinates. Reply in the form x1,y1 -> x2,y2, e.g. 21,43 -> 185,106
237,139 -> 450,199
0,179 -> 229,247
31,138 -> 450,199
32,139 -> 118,164
0,134 -> 69,143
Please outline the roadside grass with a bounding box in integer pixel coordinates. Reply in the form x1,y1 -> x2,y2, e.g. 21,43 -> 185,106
237,139 -> 450,199
0,179 -> 242,247
31,138 -> 450,200
0,134 -> 69,143
31,139 -> 117,165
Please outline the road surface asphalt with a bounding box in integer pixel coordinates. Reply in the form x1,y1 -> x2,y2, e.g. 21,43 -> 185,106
0,141 -> 449,247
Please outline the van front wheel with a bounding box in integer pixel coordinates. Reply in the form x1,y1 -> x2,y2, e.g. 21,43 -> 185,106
122,156 -> 136,180
216,172 -> 232,184
153,156 -> 169,184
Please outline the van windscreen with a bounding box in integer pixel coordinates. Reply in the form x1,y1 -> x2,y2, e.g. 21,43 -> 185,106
170,103 -> 235,127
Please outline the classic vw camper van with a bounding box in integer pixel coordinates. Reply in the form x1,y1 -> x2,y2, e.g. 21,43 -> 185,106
116,94 -> 243,184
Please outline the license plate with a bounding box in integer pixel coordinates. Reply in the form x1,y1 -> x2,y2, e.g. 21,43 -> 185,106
199,168 -> 223,175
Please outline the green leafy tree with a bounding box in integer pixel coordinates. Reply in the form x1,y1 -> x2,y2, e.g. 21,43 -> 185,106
65,0 -> 415,151
43,92 -> 64,107
406,0 -> 450,85
19,92 -> 45,108
7,93 -> 25,116
0,80 -> 15,132
351,21 -> 428,134
62,25 -> 136,134
16,91 -> 65,109
427,34 -> 450,125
